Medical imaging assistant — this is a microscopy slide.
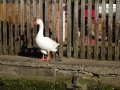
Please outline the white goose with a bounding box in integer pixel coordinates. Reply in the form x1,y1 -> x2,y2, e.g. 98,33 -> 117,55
34,19 -> 59,61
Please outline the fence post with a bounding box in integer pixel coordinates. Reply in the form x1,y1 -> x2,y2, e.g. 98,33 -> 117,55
33,0 -> 37,47
14,0 -> 19,55
52,0 -> 57,41
20,0 -> 25,47
73,0 -> 78,58
58,0 -> 63,58
101,0 -> 106,60
45,0 -> 49,37
108,0 -> 113,60
115,0 -> 120,61
8,0 -> 13,55
87,0 -> 92,59
0,1 -> 2,55
39,0 -> 43,20
67,0 -> 72,58
80,0 -> 85,59
27,0 -> 31,48
3,0 -> 7,55
94,0 -> 99,60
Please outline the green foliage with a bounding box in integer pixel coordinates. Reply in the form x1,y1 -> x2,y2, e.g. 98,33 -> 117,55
0,77 -> 120,90
0,78 -> 66,90
87,83 -> 120,90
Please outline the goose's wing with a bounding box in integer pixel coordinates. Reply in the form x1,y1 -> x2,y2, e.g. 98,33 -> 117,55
44,37 -> 58,45
36,37 -> 59,52
40,50 -> 47,55
43,37 -> 59,51
44,37 -> 59,47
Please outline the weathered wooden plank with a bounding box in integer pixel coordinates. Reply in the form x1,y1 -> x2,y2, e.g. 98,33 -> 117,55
20,0 -> 25,47
101,0 -> 106,60
87,0 -> 92,59
67,0 -> 72,58
94,0 -> 99,60
108,0 -> 113,60
80,0 -> 85,58
52,0 -> 56,41
27,0 -> 31,48
115,0 -> 120,61
39,0 -> 43,20
33,0 -> 37,47
59,0 -> 63,58
14,0 -> 19,55
73,0 -> 78,58
3,0 -> 7,55
20,0 -> 24,35
8,0 -> 13,55
45,0 -> 49,37
0,1 -> 2,55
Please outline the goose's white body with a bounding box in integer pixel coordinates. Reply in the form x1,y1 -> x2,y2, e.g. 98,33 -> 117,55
35,19 -> 59,55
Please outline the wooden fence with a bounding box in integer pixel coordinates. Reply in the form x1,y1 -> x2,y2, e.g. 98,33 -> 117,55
0,0 -> 120,61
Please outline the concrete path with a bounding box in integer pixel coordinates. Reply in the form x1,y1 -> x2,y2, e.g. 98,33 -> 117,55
0,55 -> 120,76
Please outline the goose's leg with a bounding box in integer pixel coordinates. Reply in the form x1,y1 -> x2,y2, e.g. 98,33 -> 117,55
46,52 -> 51,61
52,52 -> 56,58
41,54 -> 46,61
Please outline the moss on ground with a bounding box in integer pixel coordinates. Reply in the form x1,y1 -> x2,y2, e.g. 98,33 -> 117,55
0,76 -> 120,90
88,83 -> 120,90
0,76 -> 68,90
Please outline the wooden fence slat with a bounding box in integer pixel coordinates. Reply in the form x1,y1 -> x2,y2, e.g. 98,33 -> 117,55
8,0 -> 13,55
73,0 -> 78,58
45,0 -> 49,37
115,0 -> 120,61
20,0 -> 25,45
0,1 -> 2,55
101,0 -> 106,60
33,0 -> 37,47
52,0 -> 56,41
80,0 -> 85,59
67,0 -> 72,58
108,0 -> 113,60
27,0 -> 31,48
87,0 -> 92,59
3,0 -> 7,55
39,0 -> 43,20
59,0 -> 63,58
94,0 -> 99,60
14,0 -> 19,55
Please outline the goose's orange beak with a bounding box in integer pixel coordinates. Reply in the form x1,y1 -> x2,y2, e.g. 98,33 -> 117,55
34,21 -> 38,25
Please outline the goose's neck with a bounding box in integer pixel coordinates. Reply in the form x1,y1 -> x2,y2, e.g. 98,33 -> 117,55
37,22 -> 44,37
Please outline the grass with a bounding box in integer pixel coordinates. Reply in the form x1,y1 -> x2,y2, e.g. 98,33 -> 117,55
0,77 -> 67,90
87,83 -> 120,90
0,76 -> 120,90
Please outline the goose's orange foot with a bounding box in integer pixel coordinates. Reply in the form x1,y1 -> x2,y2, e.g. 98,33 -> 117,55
40,58 -> 46,61
40,55 -> 46,61
46,57 -> 50,61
